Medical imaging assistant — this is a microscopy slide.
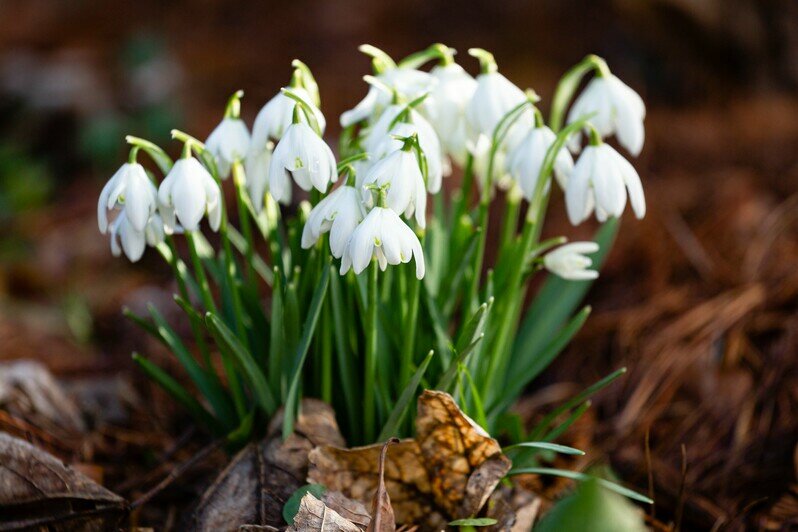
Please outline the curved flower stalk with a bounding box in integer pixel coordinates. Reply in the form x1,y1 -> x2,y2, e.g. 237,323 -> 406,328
341,45 -> 436,127
360,134 -> 427,229
340,204 -> 425,279
508,123 -> 574,201
205,91 -> 251,179
252,67 -> 326,145
301,183 -> 365,258
566,61 -> 645,156
544,241 -> 600,280
565,133 -> 646,225
98,161 -> 157,234
158,153 -> 222,232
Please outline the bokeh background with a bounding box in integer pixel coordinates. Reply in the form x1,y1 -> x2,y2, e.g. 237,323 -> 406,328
1,1 -> 797,530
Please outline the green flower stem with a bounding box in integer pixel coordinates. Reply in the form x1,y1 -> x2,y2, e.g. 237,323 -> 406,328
466,100 -> 532,312
232,160 -> 256,289
185,231 -> 217,313
364,261 -> 379,442
400,262 -> 421,388
498,188 -> 522,255
320,300 -> 332,403
549,54 -> 608,132
164,237 -> 212,369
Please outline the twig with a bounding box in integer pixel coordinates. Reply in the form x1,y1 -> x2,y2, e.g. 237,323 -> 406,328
645,427 -> 656,522
131,438 -> 225,509
675,444 -> 687,532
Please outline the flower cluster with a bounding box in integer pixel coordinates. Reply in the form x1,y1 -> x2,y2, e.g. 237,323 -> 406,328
93,45 -> 649,452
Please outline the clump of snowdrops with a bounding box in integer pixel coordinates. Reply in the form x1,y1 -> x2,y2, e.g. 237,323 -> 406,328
97,45 -> 646,455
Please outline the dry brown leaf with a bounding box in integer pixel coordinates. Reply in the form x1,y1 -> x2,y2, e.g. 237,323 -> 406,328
191,399 -> 345,531
485,485 -> 541,531
308,390 -> 511,528
322,491 -> 371,528
0,431 -> 127,530
287,493 -> 362,532
367,438 -> 398,532
415,390 -> 512,518
0,360 -> 85,434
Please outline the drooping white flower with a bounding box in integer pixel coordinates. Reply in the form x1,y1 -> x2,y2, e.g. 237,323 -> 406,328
425,62 -> 477,165
566,74 -> 645,156
508,126 -> 574,201
364,121 -> 443,194
244,142 -> 273,212
466,70 -> 532,145
544,241 -> 599,280
268,121 -> 337,204
360,146 -> 427,229
565,143 -> 645,225
340,206 -> 425,279
98,162 -> 157,234
158,157 -> 221,232
340,67 -> 436,127
252,86 -> 326,145
205,117 -> 251,179
108,211 -> 165,262
301,185 -> 365,258
468,134 -> 511,192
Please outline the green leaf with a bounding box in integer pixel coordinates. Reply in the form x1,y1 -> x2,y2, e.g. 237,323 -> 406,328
282,484 -> 327,525
283,263 -> 330,439
269,268 -> 285,399
329,271 -> 358,434
378,350 -> 433,441
494,305 -> 591,415
448,518 -> 498,527
503,442 -> 585,455
147,304 -> 235,423
228,225 -> 274,285
436,333 -> 484,393
206,312 -> 277,416
132,353 -> 222,434
507,467 -> 653,505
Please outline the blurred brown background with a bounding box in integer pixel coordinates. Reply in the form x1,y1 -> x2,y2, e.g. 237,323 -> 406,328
1,1 -> 797,530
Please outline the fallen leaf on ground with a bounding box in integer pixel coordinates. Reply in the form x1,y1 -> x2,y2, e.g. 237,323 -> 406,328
308,390 -> 512,528
367,438 -> 397,532
0,431 -> 127,530
287,493 -> 361,532
0,360 -> 85,434
191,399 -> 345,531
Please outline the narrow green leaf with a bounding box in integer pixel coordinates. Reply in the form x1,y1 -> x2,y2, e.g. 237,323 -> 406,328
436,334 -> 484,393
206,312 -> 277,416
269,268 -> 285,399
283,263 -> 330,439
147,304 -> 235,423
448,518 -> 498,527
378,350 -> 433,441
506,467 -> 653,504
503,442 -> 585,455
228,225 -> 274,285
132,353 -> 222,434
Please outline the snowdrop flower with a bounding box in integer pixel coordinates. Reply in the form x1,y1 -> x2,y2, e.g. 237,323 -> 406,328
426,59 -> 477,165
567,72 -> 645,156
508,123 -> 574,201
466,49 -> 533,146
544,242 -> 599,281
301,184 -> 365,258
341,64 -> 436,126
565,136 -> 646,225
468,134 -> 511,192
244,141 -> 273,212
268,118 -> 337,204
205,117 -> 251,179
158,154 -> 221,232
360,137 -> 427,229
365,120 -> 443,194
340,205 -> 425,279
98,161 -> 157,234
108,211 -> 165,262
252,85 -> 326,145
